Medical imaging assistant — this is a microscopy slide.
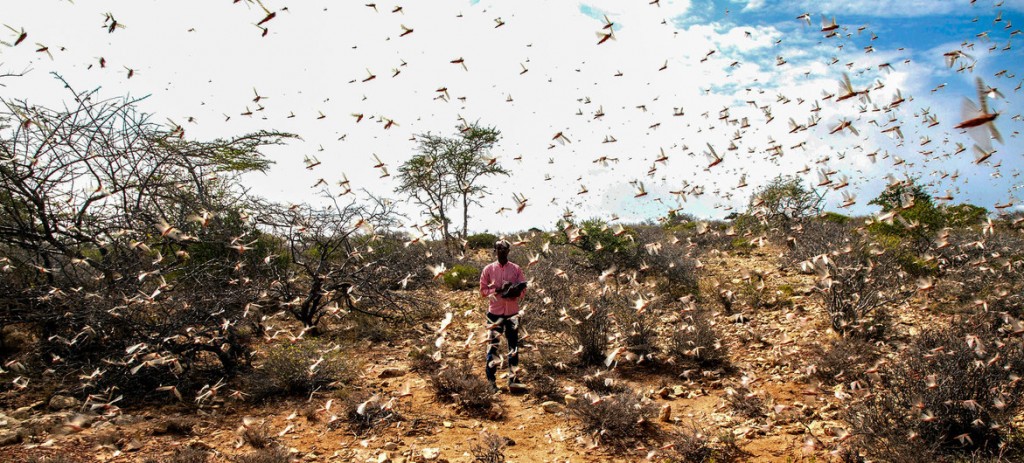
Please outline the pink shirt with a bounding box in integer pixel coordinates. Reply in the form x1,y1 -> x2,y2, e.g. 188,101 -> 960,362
479,261 -> 526,316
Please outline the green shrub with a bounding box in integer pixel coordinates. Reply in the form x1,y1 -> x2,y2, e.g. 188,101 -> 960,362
554,218 -> 642,270
943,203 -> 988,227
819,211 -> 852,224
248,341 -> 354,400
442,264 -> 481,291
466,232 -> 499,250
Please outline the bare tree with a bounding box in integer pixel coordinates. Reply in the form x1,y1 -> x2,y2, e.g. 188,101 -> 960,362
256,192 -> 433,328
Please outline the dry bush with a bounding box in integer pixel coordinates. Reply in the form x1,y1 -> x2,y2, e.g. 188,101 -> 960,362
807,336 -> 879,385
142,447 -> 210,463
428,362 -> 499,416
470,432 -> 508,463
809,235 -> 907,339
408,342 -> 441,374
568,389 -> 659,449
666,311 -> 729,368
152,416 -> 197,436
247,341 -> 353,400
341,392 -> 404,435
662,424 -> 748,463
27,456 -> 78,463
561,298 -> 612,367
843,314 -> 1024,461
725,386 -> 767,419
528,373 -> 562,401
612,293 -> 660,361
235,447 -> 293,463
581,368 -> 629,395
242,423 -> 276,449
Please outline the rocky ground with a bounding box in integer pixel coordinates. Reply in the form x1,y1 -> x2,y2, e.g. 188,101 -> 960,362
0,245 -> 956,462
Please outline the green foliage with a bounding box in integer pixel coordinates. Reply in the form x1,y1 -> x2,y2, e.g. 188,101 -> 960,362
819,211 -> 852,224
466,232 -> 499,250
943,203 -> 988,227
555,218 -> 640,270
442,264 -> 481,291
747,175 -> 824,232
868,178 -> 943,250
395,124 -> 508,249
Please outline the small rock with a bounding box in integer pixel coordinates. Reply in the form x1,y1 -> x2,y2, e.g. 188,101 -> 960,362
0,414 -> 21,430
122,438 -> 145,452
0,430 -> 20,446
656,387 -> 671,399
659,404 -> 672,423
10,407 -> 32,420
541,401 -> 562,414
563,394 -> 577,405
383,442 -> 399,451
378,367 -> 407,379
443,421 -> 453,428
48,394 -> 81,411
374,451 -> 391,463
421,447 -> 440,461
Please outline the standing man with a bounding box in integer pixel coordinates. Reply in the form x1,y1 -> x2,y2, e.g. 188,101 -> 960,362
479,239 -> 527,392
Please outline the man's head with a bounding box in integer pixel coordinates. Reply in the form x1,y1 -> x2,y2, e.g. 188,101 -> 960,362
494,239 -> 511,264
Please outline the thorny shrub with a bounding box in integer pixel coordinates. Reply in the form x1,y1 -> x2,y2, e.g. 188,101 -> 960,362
611,292 -> 660,361
666,310 -> 730,368
247,340 -> 353,400
470,432 -> 509,463
581,368 -> 629,395
341,391 -> 404,435
428,361 -> 500,416
806,336 -> 880,386
725,385 -> 768,419
466,232 -> 500,250
806,233 -> 908,338
234,447 -> 294,463
142,446 -> 210,463
662,424 -> 749,463
242,422 -> 276,449
843,314 -> 1024,461
562,299 -> 612,366
567,389 -> 659,450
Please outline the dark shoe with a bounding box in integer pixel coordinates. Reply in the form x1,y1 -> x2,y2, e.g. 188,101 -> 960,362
488,381 -> 499,393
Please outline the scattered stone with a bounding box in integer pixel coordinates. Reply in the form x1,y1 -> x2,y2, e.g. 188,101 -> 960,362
123,438 -> 145,452
383,442 -> 399,451
541,401 -> 562,413
379,367 -> 407,379
10,406 -> 34,420
421,447 -> 440,460
0,414 -> 21,430
373,451 -> 391,463
659,404 -> 672,422
442,421 -> 453,428
563,394 -> 577,405
0,430 -> 20,446
49,394 -> 81,411
657,387 -> 671,399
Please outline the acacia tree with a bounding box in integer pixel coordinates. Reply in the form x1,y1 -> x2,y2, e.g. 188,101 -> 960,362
396,124 -> 507,252
745,175 -> 825,233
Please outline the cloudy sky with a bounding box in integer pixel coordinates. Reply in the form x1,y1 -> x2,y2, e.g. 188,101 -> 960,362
3,0 -> 1022,234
